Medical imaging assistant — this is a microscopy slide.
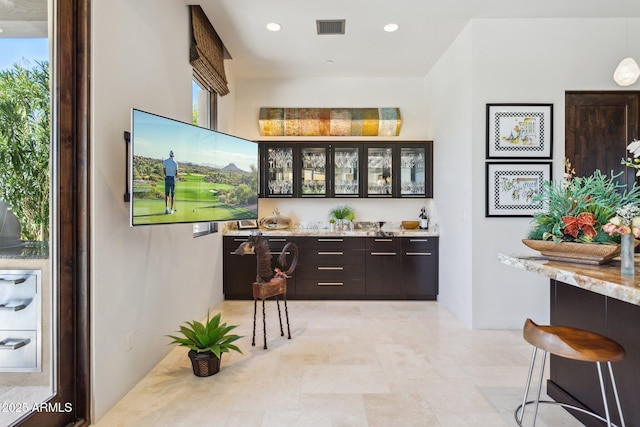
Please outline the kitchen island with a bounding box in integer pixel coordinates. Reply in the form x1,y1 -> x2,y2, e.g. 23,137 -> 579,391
499,253 -> 640,427
223,225 -> 439,300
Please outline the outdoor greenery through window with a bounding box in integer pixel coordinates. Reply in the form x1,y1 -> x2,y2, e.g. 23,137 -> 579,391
0,53 -> 50,241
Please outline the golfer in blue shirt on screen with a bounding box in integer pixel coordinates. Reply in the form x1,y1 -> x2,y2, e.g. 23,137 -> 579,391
163,150 -> 178,214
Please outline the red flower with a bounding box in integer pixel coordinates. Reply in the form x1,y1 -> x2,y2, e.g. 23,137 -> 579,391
562,212 -> 597,238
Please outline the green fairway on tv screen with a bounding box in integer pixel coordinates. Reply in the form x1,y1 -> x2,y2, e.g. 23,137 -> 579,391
130,109 -> 258,226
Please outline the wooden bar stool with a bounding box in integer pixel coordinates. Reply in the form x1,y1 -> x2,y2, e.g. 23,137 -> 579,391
252,277 -> 291,350
515,318 -> 626,427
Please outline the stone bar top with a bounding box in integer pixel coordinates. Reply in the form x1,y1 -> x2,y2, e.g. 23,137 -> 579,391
498,253 -> 640,306
223,226 -> 439,238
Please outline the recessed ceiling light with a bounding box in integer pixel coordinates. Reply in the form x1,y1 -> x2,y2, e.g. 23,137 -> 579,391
266,22 -> 282,32
326,60 -> 334,64
384,23 -> 399,33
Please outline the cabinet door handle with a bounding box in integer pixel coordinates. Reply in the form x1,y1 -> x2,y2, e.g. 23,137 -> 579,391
409,239 -> 429,242
318,282 -> 343,286
374,238 -> 393,242
406,252 -> 432,256
0,278 -> 26,285
318,251 -> 343,255
318,238 -> 344,242
371,252 -> 397,256
268,238 -> 287,242
317,266 -> 344,270
0,303 -> 27,312
0,339 -> 29,350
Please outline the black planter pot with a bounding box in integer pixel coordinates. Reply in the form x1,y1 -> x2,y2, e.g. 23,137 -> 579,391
187,350 -> 221,377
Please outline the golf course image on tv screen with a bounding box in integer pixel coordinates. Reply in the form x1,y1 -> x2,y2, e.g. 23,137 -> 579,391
130,109 -> 258,226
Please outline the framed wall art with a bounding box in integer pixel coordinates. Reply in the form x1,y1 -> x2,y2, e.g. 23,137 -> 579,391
486,162 -> 552,217
237,219 -> 258,229
486,103 -> 553,159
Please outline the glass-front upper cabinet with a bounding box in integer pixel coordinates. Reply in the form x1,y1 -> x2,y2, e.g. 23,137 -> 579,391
365,144 -> 395,197
264,144 -> 294,197
299,145 -> 329,197
400,142 -> 433,198
332,144 -> 362,197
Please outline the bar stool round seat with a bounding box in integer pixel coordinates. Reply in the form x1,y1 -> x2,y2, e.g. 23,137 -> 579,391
515,318 -> 626,427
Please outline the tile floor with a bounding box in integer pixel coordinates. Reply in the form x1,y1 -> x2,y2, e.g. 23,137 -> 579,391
92,300 -> 583,426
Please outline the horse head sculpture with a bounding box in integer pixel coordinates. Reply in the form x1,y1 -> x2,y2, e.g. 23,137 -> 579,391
234,232 -> 298,283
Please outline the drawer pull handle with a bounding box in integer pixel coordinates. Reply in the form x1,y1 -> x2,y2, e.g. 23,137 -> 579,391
406,252 -> 432,256
0,303 -> 27,312
318,282 -> 343,286
268,238 -> 287,242
317,266 -> 343,270
0,338 -> 30,350
233,238 -> 248,242
229,252 -> 255,255
0,278 -> 26,285
371,252 -> 397,256
318,251 -> 343,255
374,238 -> 393,242
409,239 -> 429,242
318,238 -> 344,242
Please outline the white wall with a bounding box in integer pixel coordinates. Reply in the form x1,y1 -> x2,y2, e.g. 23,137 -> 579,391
91,0 -> 236,421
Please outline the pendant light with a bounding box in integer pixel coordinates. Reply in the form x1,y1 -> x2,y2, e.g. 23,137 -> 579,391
614,20 -> 640,86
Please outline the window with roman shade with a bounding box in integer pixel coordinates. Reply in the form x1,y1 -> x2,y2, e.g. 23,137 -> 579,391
190,5 -> 229,97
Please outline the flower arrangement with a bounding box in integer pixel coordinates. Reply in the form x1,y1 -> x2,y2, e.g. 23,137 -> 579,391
527,159 -> 640,244
622,139 -> 640,175
603,203 -> 640,237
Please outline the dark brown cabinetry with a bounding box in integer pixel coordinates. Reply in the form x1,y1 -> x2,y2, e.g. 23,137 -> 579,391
222,236 -> 297,299
259,141 -> 433,198
296,237 -> 365,298
401,237 -> 438,299
365,237 -> 402,297
223,235 -> 438,300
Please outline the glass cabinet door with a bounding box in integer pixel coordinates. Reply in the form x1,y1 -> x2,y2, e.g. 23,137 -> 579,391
400,146 -> 426,196
299,146 -> 328,197
266,145 -> 294,196
332,145 -> 361,197
366,145 -> 394,196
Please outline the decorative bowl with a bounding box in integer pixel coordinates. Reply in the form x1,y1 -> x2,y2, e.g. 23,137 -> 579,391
521,239 -> 629,265
402,221 -> 419,229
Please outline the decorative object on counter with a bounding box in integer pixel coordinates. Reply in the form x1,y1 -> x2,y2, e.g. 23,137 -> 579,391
329,219 -> 336,232
486,103 -> 553,159
328,205 -> 355,231
166,311 -> 242,377
259,208 -> 292,229
521,239 -> 627,265
233,233 -> 298,349
419,206 -> 429,229
401,221 -> 419,229
602,203 -> 640,275
237,219 -> 258,229
258,107 -> 401,137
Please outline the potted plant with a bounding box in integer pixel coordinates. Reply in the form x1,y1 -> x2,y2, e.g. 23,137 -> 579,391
167,311 -> 242,377
523,159 -> 640,264
328,205 -> 355,229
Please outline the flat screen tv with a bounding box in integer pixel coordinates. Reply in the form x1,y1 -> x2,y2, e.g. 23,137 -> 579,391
130,109 -> 258,226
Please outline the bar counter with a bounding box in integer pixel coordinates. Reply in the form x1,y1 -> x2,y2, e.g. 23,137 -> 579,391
499,253 -> 640,427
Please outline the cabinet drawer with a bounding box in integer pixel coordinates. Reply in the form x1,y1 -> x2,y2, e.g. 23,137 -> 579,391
299,249 -> 365,265
297,264 -> 364,281
305,237 -> 365,250
296,279 -> 365,296
0,297 -> 37,330
402,237 -> 438,251
0,273 -> 37,294
366,237 -> 401,251
0,330 -> 38,371
223,236 -> 250,251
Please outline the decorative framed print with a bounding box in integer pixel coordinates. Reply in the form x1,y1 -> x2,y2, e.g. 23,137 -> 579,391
486,162 -> 552,217
237,219 -> 258,229
486,103 -> 553,159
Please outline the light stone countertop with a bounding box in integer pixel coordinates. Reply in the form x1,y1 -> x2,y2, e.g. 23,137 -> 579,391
223,227 -> 440,238
498,253 -> 640,306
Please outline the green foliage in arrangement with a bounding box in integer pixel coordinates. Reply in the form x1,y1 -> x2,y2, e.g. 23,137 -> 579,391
528,167 -> 640,244
167,311 -> 243,358
0,60 -> 50,241
328,205 -> 355,221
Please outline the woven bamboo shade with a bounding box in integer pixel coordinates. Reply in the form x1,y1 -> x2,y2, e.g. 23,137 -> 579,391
190,5 -> 229,96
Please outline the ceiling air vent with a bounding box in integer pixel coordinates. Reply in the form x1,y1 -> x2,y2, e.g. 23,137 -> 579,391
316,19 -> 345,35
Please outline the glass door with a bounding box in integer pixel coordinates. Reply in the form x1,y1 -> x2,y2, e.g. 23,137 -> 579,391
299,146 -> 328,197
400,146 -> 426,197
332,145 -> 361,197
265,145 -> 294,197
365,145 -> 394,197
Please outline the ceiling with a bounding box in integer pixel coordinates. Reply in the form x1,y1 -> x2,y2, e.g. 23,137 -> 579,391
195,0 -> 640,79
0,0 -> 47,37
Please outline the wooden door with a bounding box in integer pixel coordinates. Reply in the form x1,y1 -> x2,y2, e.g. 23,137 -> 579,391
565,91 -> 640,190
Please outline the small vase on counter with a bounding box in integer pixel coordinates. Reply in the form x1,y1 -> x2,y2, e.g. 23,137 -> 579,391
620,233 -> 635,276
